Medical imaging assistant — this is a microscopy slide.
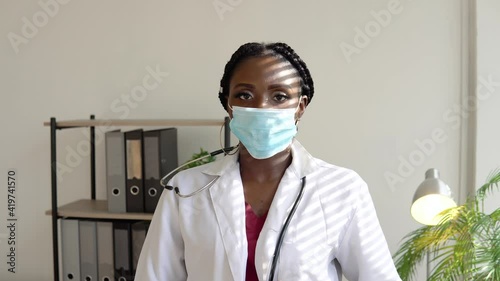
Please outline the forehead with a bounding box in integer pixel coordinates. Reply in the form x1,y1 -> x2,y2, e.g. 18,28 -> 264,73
230,55 -> 300,86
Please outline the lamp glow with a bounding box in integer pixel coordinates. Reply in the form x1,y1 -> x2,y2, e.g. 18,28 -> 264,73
411,168 -> 457,226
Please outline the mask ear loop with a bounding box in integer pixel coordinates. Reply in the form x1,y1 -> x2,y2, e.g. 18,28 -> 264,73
219,117 -> 239,156
227,102 -> 234,112
295,96 -> 303,127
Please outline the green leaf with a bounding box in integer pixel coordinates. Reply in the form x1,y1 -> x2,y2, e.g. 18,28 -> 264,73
393,168 -> 500,281
180,148 -> 217,170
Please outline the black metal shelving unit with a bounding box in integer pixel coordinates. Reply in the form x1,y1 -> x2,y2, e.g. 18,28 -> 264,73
47,115 -> 231,281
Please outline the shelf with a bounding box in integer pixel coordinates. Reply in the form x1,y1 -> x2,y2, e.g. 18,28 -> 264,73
45,199 -> 153,221
45,115 -> 231,281
43,118 -> 225,129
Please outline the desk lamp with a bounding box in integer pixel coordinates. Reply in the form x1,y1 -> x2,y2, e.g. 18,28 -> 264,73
410,168 -> 457,279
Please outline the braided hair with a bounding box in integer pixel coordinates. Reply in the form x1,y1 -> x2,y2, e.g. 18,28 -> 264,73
218,42 -> 314,111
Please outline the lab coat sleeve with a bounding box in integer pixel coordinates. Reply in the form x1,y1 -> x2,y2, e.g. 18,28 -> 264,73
135,188 -> 187,281
335,179 -> 402,281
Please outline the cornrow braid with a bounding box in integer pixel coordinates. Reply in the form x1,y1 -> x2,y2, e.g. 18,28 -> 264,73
218,42 -> 314,111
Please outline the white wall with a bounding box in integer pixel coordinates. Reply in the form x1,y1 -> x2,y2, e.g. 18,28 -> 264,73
0,1 -> 465,280
476,0 -> 500,213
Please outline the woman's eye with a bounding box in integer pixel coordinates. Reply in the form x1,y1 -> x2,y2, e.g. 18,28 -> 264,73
236,92 -> 252,100
273,92 -> 289,102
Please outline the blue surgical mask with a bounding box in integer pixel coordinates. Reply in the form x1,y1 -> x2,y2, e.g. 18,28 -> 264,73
229,104 -> 299,159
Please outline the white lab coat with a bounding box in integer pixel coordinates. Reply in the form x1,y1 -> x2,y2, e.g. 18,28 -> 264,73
135,140 -> 402,281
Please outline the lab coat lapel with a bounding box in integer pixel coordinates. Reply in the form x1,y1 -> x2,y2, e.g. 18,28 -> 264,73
208,162 -> 247,281
255,168 -> 300,281
254,140 -> 316,280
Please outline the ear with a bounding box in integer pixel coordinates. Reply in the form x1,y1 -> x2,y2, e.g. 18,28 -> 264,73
296,96 -> 308,120
225,94 -> 233,117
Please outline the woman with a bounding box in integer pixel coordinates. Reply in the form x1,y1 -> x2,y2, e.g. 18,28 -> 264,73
135,42 -> 402,281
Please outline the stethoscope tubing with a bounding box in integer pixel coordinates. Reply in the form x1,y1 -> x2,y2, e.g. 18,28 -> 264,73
159,146 -> 236,193
172,176 -> 219,198
268,176 -> 306,281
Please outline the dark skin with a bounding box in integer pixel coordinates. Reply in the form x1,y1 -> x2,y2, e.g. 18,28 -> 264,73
226,55 -> 308,217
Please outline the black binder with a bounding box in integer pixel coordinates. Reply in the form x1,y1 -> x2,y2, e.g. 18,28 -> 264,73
143,128 -> 178,213
113,222 -> 134,281
131,221 -> 150,274
125,129 -> 144,213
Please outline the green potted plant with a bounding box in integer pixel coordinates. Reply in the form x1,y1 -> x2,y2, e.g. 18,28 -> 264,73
393,169 -> 500,281
181,148 -> 217,170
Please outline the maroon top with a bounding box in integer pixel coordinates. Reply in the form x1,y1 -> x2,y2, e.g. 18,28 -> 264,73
245,203 -> 268,281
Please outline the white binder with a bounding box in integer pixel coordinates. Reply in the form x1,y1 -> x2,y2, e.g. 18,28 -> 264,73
61,219 -> 81,281
79,220 -> 98,281
97,221 -> 114,281
106,130 -> 127,213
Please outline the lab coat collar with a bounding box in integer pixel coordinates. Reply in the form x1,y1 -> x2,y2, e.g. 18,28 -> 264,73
201,139 -> 320,179
203,139 -> 321,280
288,138 -> 319,179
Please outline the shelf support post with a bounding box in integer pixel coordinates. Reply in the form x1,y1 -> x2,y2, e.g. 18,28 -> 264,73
50,117 -> 60,281
90,114 -> 96,200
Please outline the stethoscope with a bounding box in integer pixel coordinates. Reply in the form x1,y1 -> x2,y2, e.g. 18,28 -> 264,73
159,146 -> 306,281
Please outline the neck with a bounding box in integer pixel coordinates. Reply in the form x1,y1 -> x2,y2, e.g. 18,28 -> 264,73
238,145 -> 293,183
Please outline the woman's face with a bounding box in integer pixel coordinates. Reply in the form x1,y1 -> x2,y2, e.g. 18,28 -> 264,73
227,55 -> 307,119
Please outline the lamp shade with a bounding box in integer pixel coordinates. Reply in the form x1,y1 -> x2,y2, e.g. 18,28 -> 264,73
411,168 -> 457,225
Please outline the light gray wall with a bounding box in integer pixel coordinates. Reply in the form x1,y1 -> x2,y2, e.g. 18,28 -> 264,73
0,1 -> 467,280
476,0 -> 500,214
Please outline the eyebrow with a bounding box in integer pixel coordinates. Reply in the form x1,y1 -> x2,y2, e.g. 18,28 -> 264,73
232,83 -> 255,89
232,82 -> 298,91
269,83 -> 293,90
